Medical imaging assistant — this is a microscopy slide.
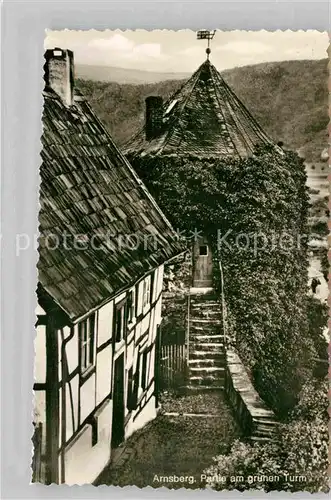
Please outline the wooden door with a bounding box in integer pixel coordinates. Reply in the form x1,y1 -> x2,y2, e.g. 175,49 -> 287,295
192,239 -> 213,287
111,354 -> 125,447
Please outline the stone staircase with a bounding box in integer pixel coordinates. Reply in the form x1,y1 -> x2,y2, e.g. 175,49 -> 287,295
251,416 -> 278,443
187,291 -> 225,390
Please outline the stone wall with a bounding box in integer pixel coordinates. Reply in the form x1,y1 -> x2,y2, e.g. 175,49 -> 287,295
225,349 -> 277,442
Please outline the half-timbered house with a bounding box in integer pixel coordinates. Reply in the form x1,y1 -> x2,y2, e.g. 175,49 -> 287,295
33,48 -> 185,485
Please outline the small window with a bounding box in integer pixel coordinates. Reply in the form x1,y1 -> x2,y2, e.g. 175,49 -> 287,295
165,99 -> 178,115
114,302 -> 126,343
143,276 -> 151,308
141,351 -> 148,391
79,313 -> 96,374
128,356 -> 140,411
199,245 -> 208,256
127,290 -> 135,324
127,367 -> 134,410
91,418 -> 98,447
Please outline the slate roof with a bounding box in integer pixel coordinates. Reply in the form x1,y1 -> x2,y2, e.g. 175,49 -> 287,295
124,59 -> 274,159
39,88 -> 185,321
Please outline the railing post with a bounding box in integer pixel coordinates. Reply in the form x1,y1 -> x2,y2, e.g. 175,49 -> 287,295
219,258 -> 227,348
186,288 -> 190,369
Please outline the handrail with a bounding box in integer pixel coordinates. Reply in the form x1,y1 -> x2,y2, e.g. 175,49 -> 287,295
186,287 -> 190,365
218,259 -> 228,347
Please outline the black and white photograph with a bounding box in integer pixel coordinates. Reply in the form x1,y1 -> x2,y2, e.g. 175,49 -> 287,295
32,29 -> 329,491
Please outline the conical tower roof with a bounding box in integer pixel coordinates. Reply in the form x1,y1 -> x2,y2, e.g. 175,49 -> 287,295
125,59 -> 274,159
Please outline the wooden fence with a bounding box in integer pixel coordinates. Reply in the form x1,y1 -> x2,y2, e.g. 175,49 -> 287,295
158,292 -> 190,392
160,343 -> 188,391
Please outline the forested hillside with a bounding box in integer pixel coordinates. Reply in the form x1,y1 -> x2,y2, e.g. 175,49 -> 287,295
77,59 -> 327,161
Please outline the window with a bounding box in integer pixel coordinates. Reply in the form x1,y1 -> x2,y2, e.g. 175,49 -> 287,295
143,276 -> 151,308
126,367 -> 134,410
114,301 -> 126,343
79,313 -> 96,374
141,351 -> 148,391
199,245 -> 208,256
91,418 -> 98,447
165,99 -> 178,115
127,355 -> 140,411
127,290 -> 135,324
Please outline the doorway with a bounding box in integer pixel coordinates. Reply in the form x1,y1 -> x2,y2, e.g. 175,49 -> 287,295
192,238 -> 213,287
111,354 -> 125,448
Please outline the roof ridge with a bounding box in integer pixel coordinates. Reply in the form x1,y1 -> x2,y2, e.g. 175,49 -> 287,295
124,58 -> 275,159
206,63 -> 241,157
159,64 -> 204,154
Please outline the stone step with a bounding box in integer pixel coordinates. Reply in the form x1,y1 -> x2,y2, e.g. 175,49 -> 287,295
189,376 -> 225,387
254,425 -> 277,435
184,386 -> 224,392
190,366 -> 225,375
190,311 -> 222,320
253,417 -> 277,426
190,334 -> 224,343
189,350 -> 225,360
189,295 -> 219,302
190,318 -> 222,324
188,358 -> 225,368
253,421 -> 277,430
189,343 -> 224,352
254,426 -> 277,435
189,327 -> 221,335
190,301 -> 220,308
250,435 -> 273,443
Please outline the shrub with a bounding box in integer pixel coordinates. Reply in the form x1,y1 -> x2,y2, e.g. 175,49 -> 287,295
204,378 -> 329,493
306,295 -> 328,362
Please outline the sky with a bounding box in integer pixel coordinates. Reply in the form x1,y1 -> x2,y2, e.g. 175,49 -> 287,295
45,30 -> 328,73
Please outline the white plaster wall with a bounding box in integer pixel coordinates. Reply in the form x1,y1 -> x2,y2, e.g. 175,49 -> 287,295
58,374 -> 79,445
126,341 -> 134,370
148,308 -> 155,345
97,300 -> 113,347
96,344 -> 112,406
154,295 -> 162,326
141,312 -> 150,338
151,268 -> 158,302
65,327 -> 78,375
157,264 -> 164,296
136,279 -> 144,316
64,400 -> 112,485
115,292 -> 126,304
34,325 -> 46,384
126,396 -> 157,439
80,373 -> 96,424
147,345 -> 155,385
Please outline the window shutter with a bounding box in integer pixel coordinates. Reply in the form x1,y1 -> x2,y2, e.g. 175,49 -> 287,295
130,351 -> 140,410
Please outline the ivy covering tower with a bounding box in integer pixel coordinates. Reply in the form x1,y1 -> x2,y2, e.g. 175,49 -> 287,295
124,36 -> 311,417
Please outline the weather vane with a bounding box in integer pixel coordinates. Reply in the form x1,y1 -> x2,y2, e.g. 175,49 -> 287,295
197,30 -> 216,60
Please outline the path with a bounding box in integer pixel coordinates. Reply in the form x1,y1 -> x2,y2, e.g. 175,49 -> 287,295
95,391 -> 240,489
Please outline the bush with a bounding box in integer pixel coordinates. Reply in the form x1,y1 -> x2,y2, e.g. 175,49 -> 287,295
306,295 -> 328,362
204,380 -> 329,493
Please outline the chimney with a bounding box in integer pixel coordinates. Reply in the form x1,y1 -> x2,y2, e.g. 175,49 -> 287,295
145,96 -> 163,140
44,48 -> 74,106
